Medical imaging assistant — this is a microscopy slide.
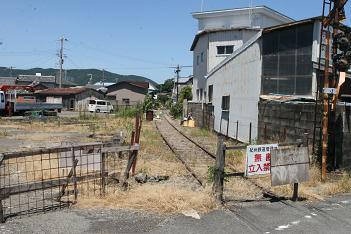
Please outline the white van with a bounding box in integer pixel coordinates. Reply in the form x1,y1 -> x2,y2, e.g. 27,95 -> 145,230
88,100 -> 114,113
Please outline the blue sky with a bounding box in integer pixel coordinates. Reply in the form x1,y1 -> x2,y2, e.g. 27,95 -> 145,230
0,0 -> 350,84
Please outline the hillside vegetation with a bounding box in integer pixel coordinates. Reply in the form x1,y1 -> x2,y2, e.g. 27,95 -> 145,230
0,67 -> 158,86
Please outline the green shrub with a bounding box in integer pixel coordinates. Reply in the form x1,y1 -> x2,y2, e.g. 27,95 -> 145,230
179,86 -> 192,103
170,102 -> 182,118
115,105 -> 142,118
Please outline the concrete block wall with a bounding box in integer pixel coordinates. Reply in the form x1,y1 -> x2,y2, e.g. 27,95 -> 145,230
187,102 -> 214,130
258,99 -> 351,170
258,100 -> 320,144
335,107 -> 351,170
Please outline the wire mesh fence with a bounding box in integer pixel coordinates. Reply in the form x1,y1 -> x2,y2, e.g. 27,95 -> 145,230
0,142 -> 138,222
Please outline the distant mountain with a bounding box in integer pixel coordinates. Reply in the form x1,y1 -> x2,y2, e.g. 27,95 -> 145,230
0,67 -> 158,87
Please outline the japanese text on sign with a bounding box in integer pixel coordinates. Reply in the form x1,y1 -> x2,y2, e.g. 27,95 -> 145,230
245,144 -> 278,176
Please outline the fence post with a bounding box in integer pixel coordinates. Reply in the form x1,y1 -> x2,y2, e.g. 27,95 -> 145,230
249,122 -> 252,144
0,155 -> 4,223
101,152 -> 106,196
213,137 -> 226,202
0,200 -> 3,223
236,121 -> 239,141
292,135 -> 308,202
226,116 -> 230,137
71,147 -> 78,202
131,113 -> 142,176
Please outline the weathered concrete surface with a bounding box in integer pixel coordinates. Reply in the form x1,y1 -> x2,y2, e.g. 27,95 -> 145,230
3,194 -> 351,233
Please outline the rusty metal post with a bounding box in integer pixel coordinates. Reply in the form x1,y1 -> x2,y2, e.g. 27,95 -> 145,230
321,26 -> 331,182
131,113 -> 142,175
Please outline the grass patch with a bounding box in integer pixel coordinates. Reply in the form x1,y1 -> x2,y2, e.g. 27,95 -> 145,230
77,184 -> 217,214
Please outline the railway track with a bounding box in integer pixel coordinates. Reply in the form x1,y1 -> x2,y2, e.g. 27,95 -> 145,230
155,114 -> 351,233
154,117 -> 215,187
157,114 -> 285,200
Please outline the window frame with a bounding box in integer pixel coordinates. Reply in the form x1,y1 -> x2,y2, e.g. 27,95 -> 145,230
221,96 -> 230,111
217,45 -> 234,55
122,98 -> 130,105
208,85 -> 213,103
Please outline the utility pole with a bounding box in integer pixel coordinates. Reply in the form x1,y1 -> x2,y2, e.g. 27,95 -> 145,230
102,69 -> 105,87
58,36 -> 67,88
175,65 -> 180,102
7,66 -> 15,77
169,64 -> 192,102
319,0 -> 348,182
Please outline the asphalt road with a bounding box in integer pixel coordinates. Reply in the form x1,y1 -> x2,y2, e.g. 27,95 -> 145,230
1,194 -> 351,234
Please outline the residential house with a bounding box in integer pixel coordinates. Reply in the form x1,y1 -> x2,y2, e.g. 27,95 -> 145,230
191,6 -> 293,102
35,87 -> 104,111
16,73 -> 76,89
106,81 -> 149,106
172,75 -> 193,101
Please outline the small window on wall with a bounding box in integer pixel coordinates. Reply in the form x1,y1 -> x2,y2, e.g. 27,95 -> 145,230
200,88 -> 203,101
201,52 -> 204,62
0,93 -> 4,103
222,96 -> 230,111
217,45 -> 234,55
122,98 -> 130,105
208,85 -> 213,103
196,89 -> 199,100
197,55 -> 200,65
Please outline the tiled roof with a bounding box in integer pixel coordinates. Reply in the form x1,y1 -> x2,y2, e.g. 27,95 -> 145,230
0,77 -> 16,85
17,75 -> 77,86
35,87 -> 89,96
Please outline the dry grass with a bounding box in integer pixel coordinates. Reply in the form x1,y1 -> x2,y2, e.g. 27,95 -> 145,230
77,183 -> 217,214
226,149 -> 246,172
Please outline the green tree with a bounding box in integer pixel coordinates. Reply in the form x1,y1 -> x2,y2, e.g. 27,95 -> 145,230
160,79 -> 174,93
179,86 -> 192,103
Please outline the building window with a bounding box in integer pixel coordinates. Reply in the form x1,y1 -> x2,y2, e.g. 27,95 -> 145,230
196,89 -> 199,100
217,45 -> 234,55
197,55 -> 200,65
201,52 -> 204,62
222,96 -> 230,111
200,88 -> 203,101
122,98 -> 130,105
208,85 -> 213,103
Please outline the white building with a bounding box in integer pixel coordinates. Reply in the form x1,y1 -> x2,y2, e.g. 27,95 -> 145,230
191,6 -> 293,102
204,17 -> 324,143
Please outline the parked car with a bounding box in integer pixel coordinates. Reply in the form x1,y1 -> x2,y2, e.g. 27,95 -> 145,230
88,99 -> 114,113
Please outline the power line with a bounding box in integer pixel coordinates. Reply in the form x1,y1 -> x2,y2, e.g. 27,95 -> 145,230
67,40 -> 172,66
